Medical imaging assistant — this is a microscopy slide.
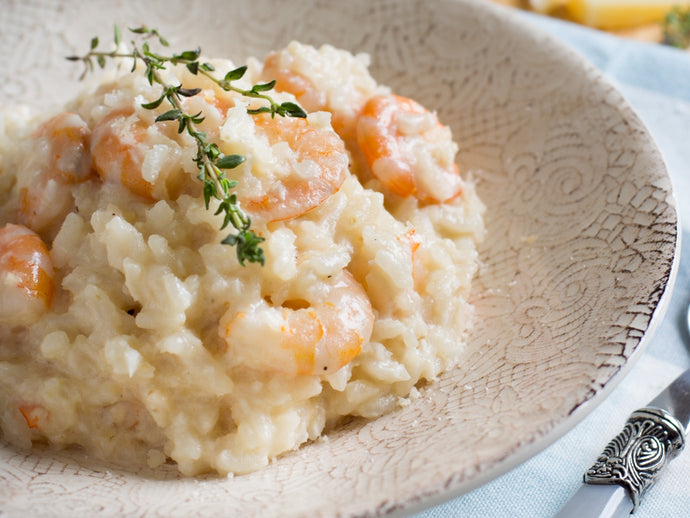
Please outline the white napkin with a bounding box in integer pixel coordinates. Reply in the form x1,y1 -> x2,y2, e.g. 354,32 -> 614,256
415,12 -> 690,518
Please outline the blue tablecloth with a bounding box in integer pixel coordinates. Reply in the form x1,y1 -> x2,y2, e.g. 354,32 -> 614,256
415,12 -> 690,518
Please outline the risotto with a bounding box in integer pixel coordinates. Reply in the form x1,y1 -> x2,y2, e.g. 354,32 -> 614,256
0,40 -> 484,476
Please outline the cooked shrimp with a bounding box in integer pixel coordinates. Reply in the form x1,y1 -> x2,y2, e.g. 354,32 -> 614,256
222,270 -> 374,376
181,87 -> 234,136
90,109 -> 155,199
262,42 -> 384,143
90,108 -> 190,200
356,94 -> 464,203
18,112 -> 92,236
0,224 -> 55,325
241,113 -> 349,222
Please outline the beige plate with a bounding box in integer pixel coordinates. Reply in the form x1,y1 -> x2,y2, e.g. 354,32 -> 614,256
0,0 -> 678,516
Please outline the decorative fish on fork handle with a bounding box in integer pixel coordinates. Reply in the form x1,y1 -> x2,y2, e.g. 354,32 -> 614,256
555,368 -> 690,518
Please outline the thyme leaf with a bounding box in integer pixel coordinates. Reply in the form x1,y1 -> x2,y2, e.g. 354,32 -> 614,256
663,7 -> 690,49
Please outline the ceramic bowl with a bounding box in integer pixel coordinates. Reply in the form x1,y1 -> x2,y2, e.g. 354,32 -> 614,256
0,0 -> 677,516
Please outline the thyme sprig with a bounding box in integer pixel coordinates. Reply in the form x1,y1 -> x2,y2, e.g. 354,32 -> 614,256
67,26 -> 306,266
662,7 -> 690,49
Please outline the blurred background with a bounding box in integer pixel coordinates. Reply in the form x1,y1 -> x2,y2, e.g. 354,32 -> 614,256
490,0 -> 690,46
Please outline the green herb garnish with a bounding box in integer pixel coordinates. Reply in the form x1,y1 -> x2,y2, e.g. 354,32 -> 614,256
68,26 -> 307,266
662,7 -> 690,49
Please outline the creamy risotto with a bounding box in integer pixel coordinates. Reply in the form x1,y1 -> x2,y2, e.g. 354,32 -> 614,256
0,40 -> 484,476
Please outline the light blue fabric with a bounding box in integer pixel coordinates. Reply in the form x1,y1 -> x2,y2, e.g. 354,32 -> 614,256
414,12 -> 690,518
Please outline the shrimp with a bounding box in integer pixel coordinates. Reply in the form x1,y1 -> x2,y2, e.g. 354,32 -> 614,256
18,112 -> 92,236
241,113 -> 349,222
183,88 -> 234,131
262,42 -> 384,143
356,94 -> 464,203
221,270 -> 374,376
90,108 -> 191,200
0,224 -> 55,325
90,109 -> 156,199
